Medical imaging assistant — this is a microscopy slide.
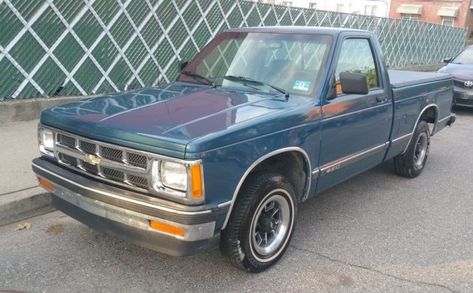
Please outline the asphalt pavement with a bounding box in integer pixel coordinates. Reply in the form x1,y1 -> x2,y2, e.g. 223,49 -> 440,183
0,109 -> 472,293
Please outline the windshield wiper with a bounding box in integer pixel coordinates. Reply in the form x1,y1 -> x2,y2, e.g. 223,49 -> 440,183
223,75 -> 290,100
181,71 -> 215,87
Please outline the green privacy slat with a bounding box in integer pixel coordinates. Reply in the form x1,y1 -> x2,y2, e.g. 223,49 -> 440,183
157,1 -> 175,28
126,1 -> 149,26
33,57 -> 66,96
140,59 -> 159,85
95,79 -> 114,94
73,10 -> 101,48
31,6 -> 65,48
125,41 -> 148,69
9,0 -> 43,22
92,0 -> 121,26
0,59 -> 22,99
54,0 -> 84,23
18,82 -> 40,99
90,37 -> 118,70
61,80 -> 80,96
0,4 -> 23,47
0,0 -> 467,100
109,14 -> 134,48
73,58 -> 102,93
9,31 -> 45,72
108,60 -> 133,87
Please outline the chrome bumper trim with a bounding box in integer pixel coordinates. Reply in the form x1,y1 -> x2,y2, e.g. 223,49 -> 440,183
52,183 -> 215,241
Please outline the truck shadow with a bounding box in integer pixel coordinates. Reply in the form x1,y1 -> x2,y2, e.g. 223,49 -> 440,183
452,106 -> 473,115
78,160 -> 400,281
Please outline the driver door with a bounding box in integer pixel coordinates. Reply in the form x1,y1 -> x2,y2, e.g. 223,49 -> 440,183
316,36 -> 393,192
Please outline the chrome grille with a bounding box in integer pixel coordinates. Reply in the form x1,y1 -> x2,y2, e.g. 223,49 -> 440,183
127,174 -> 149,189
57,133 -> 76,148
127,152 -> 147,169
102,167 -> 125,182
453,80 -> 464,88
100,145 -> 123,162
80,160 -> 99,175
79,140 -> 96,155
453,79 -> 473,89
58,153 -> 77,167
53,131 -> 151,192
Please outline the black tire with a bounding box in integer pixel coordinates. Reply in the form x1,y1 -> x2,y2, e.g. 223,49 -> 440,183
220,173 -> 297,273
394,120 -> 430,178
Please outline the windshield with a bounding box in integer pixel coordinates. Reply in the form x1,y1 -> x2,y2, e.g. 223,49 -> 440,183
452,47 -> 473,64
178,32 -> 332,96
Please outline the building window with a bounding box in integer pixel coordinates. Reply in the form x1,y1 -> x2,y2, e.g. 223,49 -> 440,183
401,14 -> 419,21
336,4 -> 344,12
309,2 -> 317,9
364,5 -> 377,16
281,1 -> 292,6
442,16 -> 455,26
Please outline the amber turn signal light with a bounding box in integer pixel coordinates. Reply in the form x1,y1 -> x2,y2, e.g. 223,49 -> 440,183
190,164 -> 203,199
149,220 -> 185,237
38,177 -> 55,191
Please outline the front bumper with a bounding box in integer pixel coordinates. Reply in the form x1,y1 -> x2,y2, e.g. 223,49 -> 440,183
32,157 -> 229,256
453,86 -> 473,107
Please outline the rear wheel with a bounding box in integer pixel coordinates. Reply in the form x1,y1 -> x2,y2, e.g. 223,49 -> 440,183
394,120 -> 430,178
220,173 -> 297,273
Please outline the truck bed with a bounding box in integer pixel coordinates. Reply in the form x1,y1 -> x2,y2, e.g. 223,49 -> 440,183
388,70 -> 451,88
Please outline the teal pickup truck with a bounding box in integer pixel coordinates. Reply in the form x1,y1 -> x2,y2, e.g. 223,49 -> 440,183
33,27 -> 455,272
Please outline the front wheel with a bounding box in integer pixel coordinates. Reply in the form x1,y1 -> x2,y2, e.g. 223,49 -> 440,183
220,173 -> 297,272
394,120 -> 431,178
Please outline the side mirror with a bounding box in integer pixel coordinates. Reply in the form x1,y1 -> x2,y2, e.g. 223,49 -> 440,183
179,60 -> 189,72
340,72 -> 369,95
443,57 -> 452,63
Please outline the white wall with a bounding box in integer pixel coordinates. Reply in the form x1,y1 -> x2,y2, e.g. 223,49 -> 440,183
272,0 -> 391,18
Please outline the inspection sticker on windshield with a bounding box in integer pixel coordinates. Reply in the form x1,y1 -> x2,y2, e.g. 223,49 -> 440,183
293,80 -> 311,92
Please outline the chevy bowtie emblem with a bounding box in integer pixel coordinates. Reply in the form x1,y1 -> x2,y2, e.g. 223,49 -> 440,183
464,81 -> 473,88
84,154 -> 101,166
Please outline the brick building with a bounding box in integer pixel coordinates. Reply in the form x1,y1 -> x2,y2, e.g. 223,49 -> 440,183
390,0 -> 473,37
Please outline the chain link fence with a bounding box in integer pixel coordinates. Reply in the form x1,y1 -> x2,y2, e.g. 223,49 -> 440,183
0,0 -> 467,100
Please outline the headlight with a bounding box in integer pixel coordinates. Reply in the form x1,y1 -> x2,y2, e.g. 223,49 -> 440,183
160,161 -> 187,191
151,160 -> 205,203
39,127 -> 54,156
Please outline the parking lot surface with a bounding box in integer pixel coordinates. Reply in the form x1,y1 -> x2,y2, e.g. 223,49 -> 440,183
1,110 -> 472,293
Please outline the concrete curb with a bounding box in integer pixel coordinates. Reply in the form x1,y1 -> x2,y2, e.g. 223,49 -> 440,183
0,192 -> 55,226
0,96 -> 84,125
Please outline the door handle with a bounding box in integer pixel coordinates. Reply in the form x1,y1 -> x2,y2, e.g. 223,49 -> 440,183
376,96 -> 388,103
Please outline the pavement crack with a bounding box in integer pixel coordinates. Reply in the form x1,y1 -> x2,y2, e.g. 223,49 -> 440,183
290,245 -> 459,293
0,185 -> 38,197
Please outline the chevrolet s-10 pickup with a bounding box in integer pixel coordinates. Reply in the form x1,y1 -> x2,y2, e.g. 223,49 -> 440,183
33,27 -> 456,272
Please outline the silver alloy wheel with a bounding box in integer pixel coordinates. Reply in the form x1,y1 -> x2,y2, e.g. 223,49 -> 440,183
414,132 -> 428,168
249,190 -> 293,263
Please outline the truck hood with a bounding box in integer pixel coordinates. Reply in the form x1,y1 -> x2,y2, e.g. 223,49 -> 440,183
41,82 -> 300,157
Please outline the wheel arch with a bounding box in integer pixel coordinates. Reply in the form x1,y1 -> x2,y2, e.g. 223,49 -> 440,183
402,104 -> 438,154
221,147 -> 312,230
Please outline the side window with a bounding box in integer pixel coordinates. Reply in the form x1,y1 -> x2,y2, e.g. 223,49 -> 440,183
335,38 -> 379,95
